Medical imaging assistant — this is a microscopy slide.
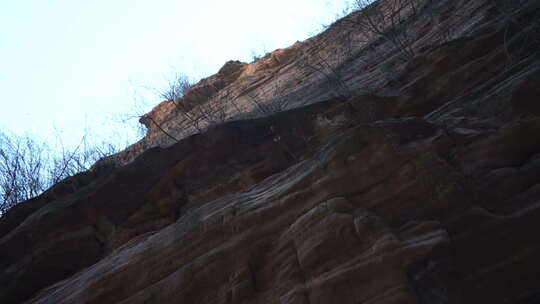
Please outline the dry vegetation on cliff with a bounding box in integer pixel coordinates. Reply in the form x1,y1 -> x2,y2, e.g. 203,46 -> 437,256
0,130 -> 124,215
2,0 -> 540,303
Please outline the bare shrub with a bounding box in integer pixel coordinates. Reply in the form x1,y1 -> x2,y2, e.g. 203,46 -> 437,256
348,0 -> 419,60
0,130 -> 123,215
496,0 -> 540,68
250,46 -> 268,62
298,44 -> 353,99
128,72 -> 198,143
159,72 -> 193,102
0,133 -> 47,213
246,81 -> 291,117
175,99 -> 226,132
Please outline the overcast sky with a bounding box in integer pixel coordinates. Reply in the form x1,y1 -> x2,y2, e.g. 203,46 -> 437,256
0,0 -> 350,147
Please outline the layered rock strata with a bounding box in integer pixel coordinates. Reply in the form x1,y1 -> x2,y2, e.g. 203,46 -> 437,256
2,0 -> 540,303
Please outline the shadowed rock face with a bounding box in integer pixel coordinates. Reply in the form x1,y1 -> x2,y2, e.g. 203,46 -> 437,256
2,0 -> 540,303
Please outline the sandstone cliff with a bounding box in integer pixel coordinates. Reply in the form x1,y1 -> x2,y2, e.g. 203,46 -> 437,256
2,0 -> 540,303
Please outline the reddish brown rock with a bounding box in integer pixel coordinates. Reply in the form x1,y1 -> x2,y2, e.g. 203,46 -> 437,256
1,0 -> 540,303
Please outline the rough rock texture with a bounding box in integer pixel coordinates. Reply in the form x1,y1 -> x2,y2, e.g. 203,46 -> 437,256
2,0 -> 540,303
109,0 -> 506,166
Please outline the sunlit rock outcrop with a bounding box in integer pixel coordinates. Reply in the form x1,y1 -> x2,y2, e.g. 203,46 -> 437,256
2,0 -> 540,303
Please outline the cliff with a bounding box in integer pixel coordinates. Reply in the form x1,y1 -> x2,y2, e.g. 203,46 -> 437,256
2,0 -> 540,303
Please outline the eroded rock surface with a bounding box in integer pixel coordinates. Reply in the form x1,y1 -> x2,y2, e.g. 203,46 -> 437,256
1,0 -> 540,303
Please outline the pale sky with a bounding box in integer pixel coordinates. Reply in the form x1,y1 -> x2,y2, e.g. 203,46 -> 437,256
0,0 -> 349,147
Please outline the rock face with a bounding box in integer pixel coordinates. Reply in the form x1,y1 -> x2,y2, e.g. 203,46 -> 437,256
2,0 -> 540,303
